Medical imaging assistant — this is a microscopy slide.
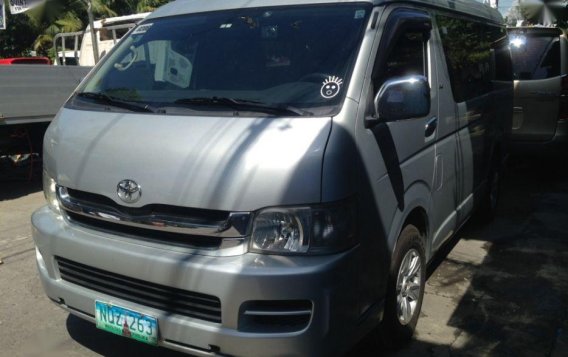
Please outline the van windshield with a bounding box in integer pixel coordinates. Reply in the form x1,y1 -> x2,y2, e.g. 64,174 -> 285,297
509,33 -> 560,80
74,4 -> 372,116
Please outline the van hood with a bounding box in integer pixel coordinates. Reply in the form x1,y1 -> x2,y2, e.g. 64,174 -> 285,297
45,109 -> 331,212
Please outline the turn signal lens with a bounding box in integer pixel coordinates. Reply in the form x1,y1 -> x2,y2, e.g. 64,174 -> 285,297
43,170 -> 61,214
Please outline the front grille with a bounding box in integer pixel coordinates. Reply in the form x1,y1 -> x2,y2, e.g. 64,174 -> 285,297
66,188 -> 231,222
58,187 -> 251,251
66,211 -> 223,249
56,257 -> 222,323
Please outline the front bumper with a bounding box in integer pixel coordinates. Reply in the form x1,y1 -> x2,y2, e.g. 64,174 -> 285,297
32,206 -> 367,357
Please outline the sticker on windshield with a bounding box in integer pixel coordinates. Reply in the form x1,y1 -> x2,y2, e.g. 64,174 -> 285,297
133,23 -> 153,34
354,10 -> 366,19
321,76 -> 344,99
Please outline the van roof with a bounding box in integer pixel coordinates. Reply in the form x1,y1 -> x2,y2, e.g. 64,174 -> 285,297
148,0 -> 503,24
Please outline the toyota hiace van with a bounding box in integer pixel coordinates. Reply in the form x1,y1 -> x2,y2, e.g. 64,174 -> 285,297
33,0 -> 512,355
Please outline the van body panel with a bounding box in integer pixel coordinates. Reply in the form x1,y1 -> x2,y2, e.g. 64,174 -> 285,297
429,23 -> 460,252
321,102 -> 360,204
46,109 -> 331,211
456,99 -> 486,210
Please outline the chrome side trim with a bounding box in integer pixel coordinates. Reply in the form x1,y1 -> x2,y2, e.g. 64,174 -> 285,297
57,186 -> 252,238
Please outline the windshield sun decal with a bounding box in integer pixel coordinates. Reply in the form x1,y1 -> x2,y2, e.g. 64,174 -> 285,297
321,76 -> 344,99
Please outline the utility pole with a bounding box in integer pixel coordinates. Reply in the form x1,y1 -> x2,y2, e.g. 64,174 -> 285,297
86,0 -> 100,64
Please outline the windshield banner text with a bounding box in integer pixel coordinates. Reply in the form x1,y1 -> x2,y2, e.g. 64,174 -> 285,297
9,0 -> 45,14
0,2 -> 6,30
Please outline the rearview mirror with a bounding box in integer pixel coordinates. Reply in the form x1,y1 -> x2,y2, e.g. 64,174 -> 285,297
374,75 -> 430,122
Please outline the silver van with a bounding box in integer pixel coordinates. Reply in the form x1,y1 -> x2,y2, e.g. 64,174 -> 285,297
509,27 -> 568,153
32,0 -> 512,356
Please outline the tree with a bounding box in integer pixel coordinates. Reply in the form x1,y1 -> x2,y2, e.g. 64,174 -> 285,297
0,5 -> 39,57
507,0 -> 568,27
27,0 -> 116,55
107,0 -> 170,15
1,0 -> 171,57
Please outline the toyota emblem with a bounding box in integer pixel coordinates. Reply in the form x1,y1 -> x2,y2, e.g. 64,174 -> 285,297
117,179 -> 142,203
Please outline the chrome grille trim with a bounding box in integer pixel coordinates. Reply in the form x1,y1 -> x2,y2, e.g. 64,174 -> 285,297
57,186 -> 252,238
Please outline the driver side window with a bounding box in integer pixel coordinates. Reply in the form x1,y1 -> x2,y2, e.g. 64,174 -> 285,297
373,30 -> 428,94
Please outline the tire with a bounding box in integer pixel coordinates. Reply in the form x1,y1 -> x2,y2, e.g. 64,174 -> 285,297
381,224 -> 426,347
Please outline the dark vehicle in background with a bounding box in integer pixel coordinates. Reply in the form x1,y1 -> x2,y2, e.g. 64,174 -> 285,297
508,27 -> 568,154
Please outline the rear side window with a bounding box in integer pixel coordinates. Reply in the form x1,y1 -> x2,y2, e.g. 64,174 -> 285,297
436,15 -> 506,102
509,34 -> 560,80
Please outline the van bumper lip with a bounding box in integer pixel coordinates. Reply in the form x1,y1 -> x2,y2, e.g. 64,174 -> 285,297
32,206 -> 362,357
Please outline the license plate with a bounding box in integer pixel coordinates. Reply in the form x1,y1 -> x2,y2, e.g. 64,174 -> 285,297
95,301 -> 158,345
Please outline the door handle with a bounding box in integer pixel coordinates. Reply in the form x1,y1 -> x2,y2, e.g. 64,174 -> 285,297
425,116 -> 438,138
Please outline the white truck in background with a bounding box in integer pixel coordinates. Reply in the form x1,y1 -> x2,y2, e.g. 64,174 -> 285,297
53,12 -> 150,66
0,13 -> 149,174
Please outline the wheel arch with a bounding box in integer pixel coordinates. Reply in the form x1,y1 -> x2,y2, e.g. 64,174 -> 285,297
387,181 -> 433,261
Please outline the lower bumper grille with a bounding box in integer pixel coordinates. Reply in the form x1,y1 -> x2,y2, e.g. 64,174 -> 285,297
56,257 -> 222,323
239,300 -> 313,333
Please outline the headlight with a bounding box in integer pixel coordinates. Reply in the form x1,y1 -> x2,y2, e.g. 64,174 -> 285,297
43,170 -> 61,214
251,200 -> 356,255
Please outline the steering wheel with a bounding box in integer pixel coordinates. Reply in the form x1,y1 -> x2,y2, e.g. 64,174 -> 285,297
114,46 -> 138,71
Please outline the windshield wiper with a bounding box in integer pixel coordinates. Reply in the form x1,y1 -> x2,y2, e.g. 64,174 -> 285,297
173,97 -> 313,116
77,92 -> 156,113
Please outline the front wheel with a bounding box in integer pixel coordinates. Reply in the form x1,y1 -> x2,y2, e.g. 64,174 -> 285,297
381,224 -> 426,347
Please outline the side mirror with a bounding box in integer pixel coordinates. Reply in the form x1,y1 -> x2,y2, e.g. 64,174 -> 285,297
373,75 -> 430,122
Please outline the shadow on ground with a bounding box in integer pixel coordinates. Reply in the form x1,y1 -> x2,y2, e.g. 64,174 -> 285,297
0,178 -> 42,201
349,157 -> 568,356
0,154 -> 42,201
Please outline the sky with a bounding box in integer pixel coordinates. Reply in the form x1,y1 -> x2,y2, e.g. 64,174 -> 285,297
498,0 -> 515,16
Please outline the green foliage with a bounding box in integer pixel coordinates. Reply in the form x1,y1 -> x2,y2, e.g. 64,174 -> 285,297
0,5 -> 39,57
1,0 -> 172,58
134,0 -> 169,13
56,12 -> 84,33
27,0 -> 115,55
107,0 -> 169,15
507,1 -> 568,27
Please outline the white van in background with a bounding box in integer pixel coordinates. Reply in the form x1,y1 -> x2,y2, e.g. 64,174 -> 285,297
53,12 -> 150,66
509,27 -> 568,154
